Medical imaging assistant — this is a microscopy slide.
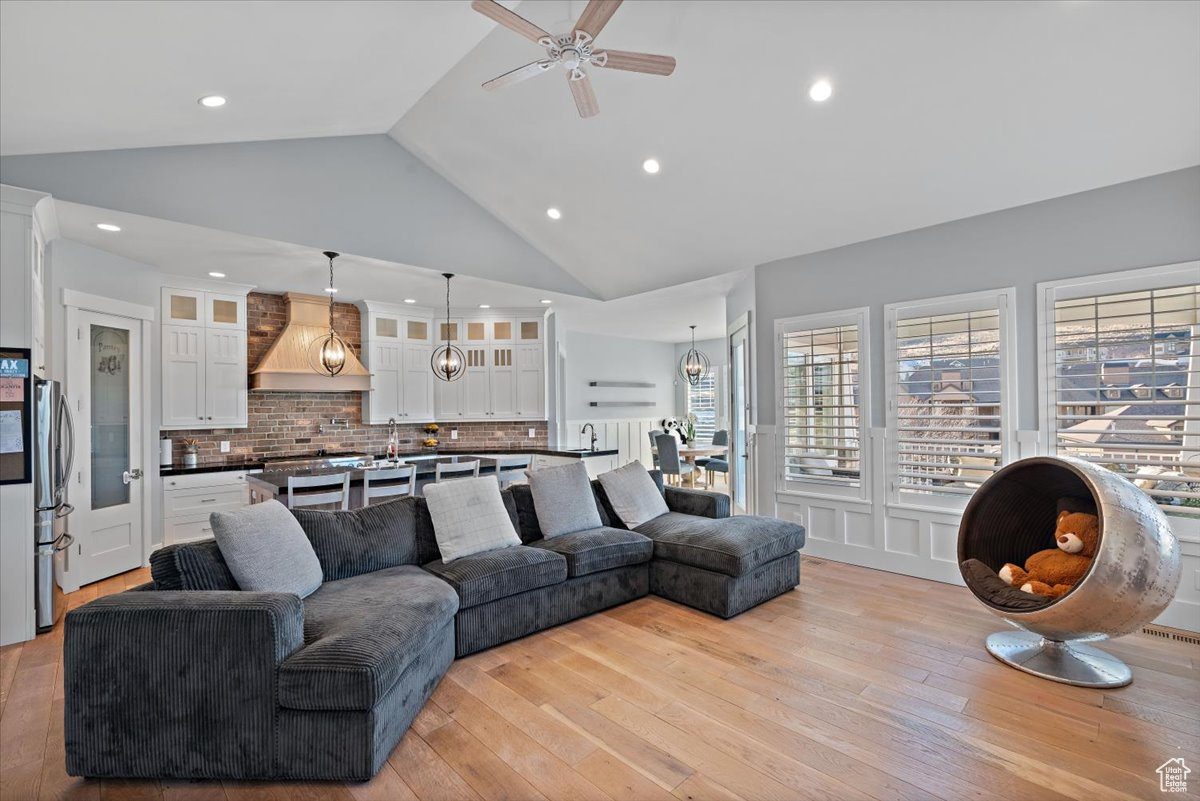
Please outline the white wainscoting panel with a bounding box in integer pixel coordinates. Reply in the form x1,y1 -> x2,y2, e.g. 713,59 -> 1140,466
564,418 -> 660,468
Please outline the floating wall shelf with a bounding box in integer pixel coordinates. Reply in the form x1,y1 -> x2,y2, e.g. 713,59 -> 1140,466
588,381 -> 656,388
588,401 -> 656,407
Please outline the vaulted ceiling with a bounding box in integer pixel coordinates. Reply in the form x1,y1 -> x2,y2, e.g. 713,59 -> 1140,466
2,0 -> 1198,302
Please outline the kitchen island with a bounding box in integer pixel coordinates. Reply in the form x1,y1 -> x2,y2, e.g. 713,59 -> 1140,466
242,449 -> 619,508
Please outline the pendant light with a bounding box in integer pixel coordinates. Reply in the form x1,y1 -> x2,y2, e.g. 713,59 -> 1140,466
678,324 -> 710,386
431,273 -> 465,382
312,251 -> 348,376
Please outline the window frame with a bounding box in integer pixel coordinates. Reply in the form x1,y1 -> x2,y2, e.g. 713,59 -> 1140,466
774,307 -> 872,503
884,288 -> 1018,510
1037,261 -> 1200,524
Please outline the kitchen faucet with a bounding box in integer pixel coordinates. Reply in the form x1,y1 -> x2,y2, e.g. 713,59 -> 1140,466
580,423 -> 597,452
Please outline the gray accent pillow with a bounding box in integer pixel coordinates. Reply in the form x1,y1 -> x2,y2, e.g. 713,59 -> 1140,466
597,460 -> 669,529
525,461 -> 602,538
210,500 -> 323,598
423,476 -> 521,563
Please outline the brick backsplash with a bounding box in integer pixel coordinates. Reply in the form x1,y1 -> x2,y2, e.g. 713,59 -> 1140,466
162,291 -> 548,461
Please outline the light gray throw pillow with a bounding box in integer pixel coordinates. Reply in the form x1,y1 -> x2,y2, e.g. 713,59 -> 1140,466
526,460 -> 602,538
424,476 -> 521,563
597,460 -> 669,528
210,500 -> 323,598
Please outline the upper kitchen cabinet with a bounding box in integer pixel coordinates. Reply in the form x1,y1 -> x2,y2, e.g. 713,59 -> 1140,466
360,302 -> 436,424
160,285 -> 250,429
431,312 -> 546,421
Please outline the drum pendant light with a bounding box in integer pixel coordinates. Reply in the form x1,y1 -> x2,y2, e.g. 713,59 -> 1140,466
679,325 -> 710,386
313,251 -> 348,376
431,273 -> 465,382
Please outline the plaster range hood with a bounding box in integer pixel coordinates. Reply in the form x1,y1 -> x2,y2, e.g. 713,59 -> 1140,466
250,292 -> 371,392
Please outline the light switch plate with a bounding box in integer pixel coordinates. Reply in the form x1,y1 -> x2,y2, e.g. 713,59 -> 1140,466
528,428 -> 536,438
450,429 -> 458,440
219,441 -> 230,453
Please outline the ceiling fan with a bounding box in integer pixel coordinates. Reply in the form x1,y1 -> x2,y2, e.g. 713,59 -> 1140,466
471,0 -> 676,118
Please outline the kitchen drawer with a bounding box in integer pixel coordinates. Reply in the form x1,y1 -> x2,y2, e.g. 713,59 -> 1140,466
164,485 -> 246,518
163,470 -> 249,491
165,515 -> 216,546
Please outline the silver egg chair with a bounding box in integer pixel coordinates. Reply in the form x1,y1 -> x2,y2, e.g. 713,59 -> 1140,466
958,455 -> 1182,688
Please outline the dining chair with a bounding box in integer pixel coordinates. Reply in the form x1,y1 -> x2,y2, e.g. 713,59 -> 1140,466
647,429 -> 664,467
494,455 -> 533,488
655,434 -> 694,487
287,472 -> 351,510
361,464 -> 416,507
699,429 -> 729,487
434,460 -> 481,483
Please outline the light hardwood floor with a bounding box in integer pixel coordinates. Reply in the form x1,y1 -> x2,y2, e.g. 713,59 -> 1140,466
2,557 -> 1197,801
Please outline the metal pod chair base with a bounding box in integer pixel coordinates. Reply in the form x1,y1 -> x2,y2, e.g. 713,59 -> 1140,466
985,631 -> 1132,689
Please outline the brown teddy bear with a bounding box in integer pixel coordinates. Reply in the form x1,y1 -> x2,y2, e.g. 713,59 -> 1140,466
998,508 -> 1100,598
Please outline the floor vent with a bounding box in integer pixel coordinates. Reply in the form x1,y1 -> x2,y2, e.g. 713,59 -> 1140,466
1141,624 -> 1200,646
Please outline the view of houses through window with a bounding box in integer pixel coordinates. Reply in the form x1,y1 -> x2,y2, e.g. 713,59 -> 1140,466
894,306 -> 1005,497
1052,283 -> 1199,515
780,321 -> 862,487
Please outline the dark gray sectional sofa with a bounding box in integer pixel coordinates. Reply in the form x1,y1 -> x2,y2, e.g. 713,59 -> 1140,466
64,471 -> 804,781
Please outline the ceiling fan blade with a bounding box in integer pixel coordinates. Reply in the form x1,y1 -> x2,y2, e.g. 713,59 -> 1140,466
574,0 -> 623,40
567,73 -> 600,118
470,0 -> 551,44
594,49 -> 676,76
482,60 -> 555,91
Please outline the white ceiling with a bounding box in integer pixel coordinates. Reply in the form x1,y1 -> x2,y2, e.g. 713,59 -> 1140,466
0,0 -> 506,155
4,0 -> 1198,303
393,0 -> 1200,298
53,199 -> 733,342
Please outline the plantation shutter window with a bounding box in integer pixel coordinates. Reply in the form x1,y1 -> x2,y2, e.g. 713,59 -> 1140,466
779,318 -> 864,489
1051,282 -> 1199,515
892,303 -> 1009,498
687,372 -> 719,444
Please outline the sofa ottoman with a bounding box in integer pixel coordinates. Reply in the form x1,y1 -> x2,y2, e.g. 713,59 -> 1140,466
636,512 -> 804,618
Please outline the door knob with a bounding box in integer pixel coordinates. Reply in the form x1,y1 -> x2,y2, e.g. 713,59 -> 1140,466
122,468 -> 144,484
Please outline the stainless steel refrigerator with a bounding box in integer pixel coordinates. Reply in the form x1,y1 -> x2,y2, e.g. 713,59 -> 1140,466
34,379 -> 74,632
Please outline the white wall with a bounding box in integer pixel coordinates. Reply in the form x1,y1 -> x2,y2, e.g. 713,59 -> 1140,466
747,166 -> 1200,631
0,188 -> 46,645
47,239 -> 199,550
563,331 -> 675,423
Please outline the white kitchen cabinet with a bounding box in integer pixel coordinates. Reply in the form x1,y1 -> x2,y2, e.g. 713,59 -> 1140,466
204,330 -> 248,425
361,303 -> 436,423
161,471 -> 250,545
514,343 -> 544,418
161,286 -> 250,429
490,345 -> 517,418
161,325 -> 206,426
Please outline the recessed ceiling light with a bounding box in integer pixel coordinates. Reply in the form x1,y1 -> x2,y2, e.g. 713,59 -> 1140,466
540,299 -> 553,304
808,79 -> 833,102
642,158 -> 661,174
208,271 -> 226,278
403,298 -> 417,304
479,304 -> 491,309
324,287 -> 338,294
198,95 -> 226,108
95,223 -> 121,232
546,207 -> 562,220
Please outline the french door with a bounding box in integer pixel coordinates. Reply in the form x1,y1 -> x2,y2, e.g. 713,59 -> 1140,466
729,317 -> 752,515
67,308 -> 146,586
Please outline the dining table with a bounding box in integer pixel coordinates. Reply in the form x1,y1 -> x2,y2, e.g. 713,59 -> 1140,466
652,443 -> 728,487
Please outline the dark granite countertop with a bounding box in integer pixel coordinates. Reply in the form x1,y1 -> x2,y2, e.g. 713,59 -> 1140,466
159,447 -> 617,476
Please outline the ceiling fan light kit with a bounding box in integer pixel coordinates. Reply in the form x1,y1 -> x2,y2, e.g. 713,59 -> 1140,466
472,0 -> 677,118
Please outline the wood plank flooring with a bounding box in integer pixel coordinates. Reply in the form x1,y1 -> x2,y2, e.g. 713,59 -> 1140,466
1,557 -> 1196,801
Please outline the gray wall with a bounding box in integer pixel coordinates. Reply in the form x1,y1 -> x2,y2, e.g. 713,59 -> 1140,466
0,135 -> 593,298
563,332 -> 675,422
753,166 -> 1200,429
